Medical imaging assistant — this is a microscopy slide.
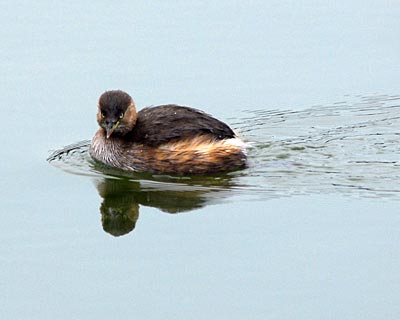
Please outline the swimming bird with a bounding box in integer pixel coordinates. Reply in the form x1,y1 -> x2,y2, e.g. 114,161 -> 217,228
89,90 -> 247,175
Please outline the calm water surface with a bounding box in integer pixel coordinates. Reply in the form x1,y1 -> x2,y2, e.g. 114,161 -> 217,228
1,1 -> 400,319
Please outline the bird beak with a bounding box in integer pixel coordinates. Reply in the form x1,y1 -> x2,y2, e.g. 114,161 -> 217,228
106,121 -> 120,139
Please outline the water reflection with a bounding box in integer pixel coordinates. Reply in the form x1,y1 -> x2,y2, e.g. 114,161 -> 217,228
97,179 -> 140,236
95,175 -> 237,236
97,178 -> 200,236
48,141 -> 245,236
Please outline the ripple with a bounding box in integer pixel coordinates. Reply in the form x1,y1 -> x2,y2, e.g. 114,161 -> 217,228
48,94 -> 400,201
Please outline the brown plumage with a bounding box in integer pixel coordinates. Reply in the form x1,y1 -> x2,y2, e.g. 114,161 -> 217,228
89,90 -> 247,175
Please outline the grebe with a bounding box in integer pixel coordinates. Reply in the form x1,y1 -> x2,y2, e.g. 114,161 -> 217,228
89,90 -> 247,175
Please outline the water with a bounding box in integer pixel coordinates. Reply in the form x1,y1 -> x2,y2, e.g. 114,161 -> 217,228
49,94 -> 400,205
2,1 -> 400,319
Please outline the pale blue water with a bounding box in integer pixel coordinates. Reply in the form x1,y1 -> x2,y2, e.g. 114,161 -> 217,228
1,1 -> 400,319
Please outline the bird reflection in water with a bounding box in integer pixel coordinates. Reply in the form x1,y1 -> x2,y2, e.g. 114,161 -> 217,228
94,174 -> 239,237
97,179 -> 140,237
46,141 -> 243,237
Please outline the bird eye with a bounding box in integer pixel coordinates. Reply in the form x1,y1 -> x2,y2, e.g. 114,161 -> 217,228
119,112 -> 124,119
101,111 -> 106,118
